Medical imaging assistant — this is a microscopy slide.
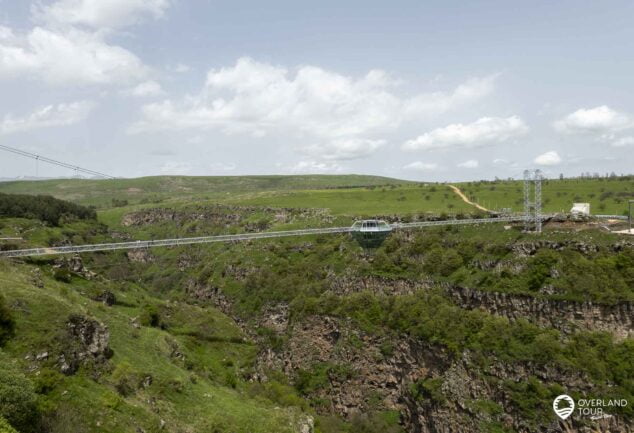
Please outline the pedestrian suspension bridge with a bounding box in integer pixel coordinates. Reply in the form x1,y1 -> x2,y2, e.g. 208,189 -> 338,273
0,216 -> 530,258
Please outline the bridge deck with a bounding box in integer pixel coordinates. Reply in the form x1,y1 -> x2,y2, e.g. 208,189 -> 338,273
0,216 -> 529,257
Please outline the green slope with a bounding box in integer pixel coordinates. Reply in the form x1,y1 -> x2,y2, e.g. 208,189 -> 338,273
0,259 -> 306,433
2,175 -> 632,217
0,175 -> 411,209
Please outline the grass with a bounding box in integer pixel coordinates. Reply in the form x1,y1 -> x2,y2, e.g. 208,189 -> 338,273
455,177 -> 634,215
0,175 -> 411,209
2,174 -> 632,219
0,259 -> 306,433
225,184 -> 473,216
1,174 -> 633,432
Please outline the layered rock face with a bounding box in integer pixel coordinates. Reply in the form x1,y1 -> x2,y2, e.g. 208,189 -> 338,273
254,313 -> 633,433
447,286 -> 633,340
327,275 -> 633,341
183,252 -> 632,432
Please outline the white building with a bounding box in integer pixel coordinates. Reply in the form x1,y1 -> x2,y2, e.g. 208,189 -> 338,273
570,203 -> 590,215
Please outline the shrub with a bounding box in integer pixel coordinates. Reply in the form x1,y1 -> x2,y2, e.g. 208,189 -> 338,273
348,411 -> 404,433
247,380 -> 307,409
111,198 -> 129,208
294,364 -> 330,395
410,377 -> 445,404
33,368 -> 63,395
0,416 -> 17,433
0,363 -> 38,432
111,362 -> 141,397
223,371 -> 237,389
53,268 -> 72,283
0,297 -> 15,347
140,304 -> 162,328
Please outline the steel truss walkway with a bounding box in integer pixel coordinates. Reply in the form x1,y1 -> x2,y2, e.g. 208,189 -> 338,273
0,216 -> 528,258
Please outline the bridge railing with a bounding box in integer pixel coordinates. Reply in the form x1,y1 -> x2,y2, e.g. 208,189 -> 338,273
0,216 -> 529,258
594,215 -> 628,220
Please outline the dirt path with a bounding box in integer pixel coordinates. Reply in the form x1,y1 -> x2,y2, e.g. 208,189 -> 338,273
448,185 -> 490,212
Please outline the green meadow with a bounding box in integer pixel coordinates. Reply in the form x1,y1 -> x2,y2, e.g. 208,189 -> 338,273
2,174 -> 631,218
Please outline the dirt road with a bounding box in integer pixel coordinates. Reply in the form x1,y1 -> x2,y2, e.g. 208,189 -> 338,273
448,185 -> 490,212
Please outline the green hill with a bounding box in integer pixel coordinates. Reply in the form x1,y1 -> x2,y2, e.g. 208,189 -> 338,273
0,179 -> 632,433
2,175 -> 631,217
0,175 -> 411,209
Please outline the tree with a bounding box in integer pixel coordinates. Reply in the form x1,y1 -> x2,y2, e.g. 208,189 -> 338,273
0,193 -> 96,226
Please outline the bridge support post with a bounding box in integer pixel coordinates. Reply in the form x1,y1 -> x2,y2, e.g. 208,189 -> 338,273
523,169 -> 543,233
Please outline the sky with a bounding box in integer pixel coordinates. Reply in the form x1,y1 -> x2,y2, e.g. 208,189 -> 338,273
0,0 -> 633,182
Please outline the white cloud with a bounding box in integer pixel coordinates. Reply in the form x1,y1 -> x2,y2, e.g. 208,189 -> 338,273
289,160 -> 344,174
160,161 -> 192,175
457,159 -> 479,168
173,63 -> 190,73
0,26 -> 17,43
302,138 -> 386,161
402,75 -> 497,117
209,162 -> 236,172
130,57 -> 496,160
128,80 -> 165,97
1,101 -> 94,135
403,116 -> 528,151
554,105 -> 631,134
534,150 -> 562,166
0,26 -> 148,85
33,0 -> 171,29
403,161 -> 438,171
612,136 -> 634,147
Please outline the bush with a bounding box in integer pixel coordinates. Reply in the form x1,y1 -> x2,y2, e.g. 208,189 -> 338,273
410,377 -> 445,404
223,371 -> 237,389
0,193 -> 96,226
0,297 -> 15,347
53,268 -> 72,283
348,411 -> 404,433
423,247 -> 463,277
140,304 -> 162,328
294,364 -> 330,395
111,198 -> 129,208
0,363 -> 38,432
112,362 -> 141,397
247,380 -> 307,409
0,416 -> 18,433
33,368 -> 63,395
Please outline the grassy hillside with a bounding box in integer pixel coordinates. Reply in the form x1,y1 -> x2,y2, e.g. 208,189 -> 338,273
453,177 -> 634,215
225,184 -> 473,216
0,258 -> 307,433
0,182 -> 632,432
0,175 -> 410,209
1,175 -> 632,217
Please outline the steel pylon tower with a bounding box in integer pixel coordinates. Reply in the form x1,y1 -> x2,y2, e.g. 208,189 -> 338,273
523,169 -> 543,233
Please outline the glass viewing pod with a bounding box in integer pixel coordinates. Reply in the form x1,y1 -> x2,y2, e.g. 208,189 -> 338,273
350,219 -> 392,248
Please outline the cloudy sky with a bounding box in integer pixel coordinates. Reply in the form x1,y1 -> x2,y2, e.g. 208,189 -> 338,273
0,0 -> 633,181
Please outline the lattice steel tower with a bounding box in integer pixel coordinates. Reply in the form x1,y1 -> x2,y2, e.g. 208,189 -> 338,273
523,169 -> 543,233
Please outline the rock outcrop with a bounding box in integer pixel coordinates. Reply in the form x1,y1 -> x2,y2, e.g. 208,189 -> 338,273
53,254 -> 96,280
121,205 -> 334,229
126,249 -> 154,263
327,275 -> 633,340
447,286 -> 634,340
256,314 -> 633,433
59,314 -> 112,375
